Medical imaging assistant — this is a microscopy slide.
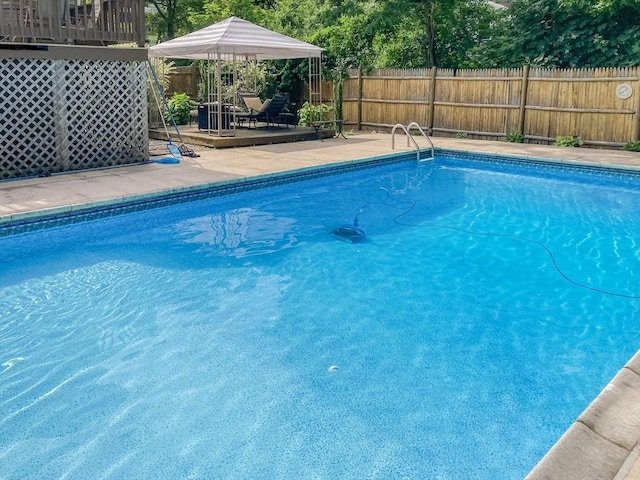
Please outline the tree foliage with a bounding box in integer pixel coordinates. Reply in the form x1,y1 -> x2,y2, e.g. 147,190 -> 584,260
372,0 -> 457,68
494,0 -> 640,67
146,0 -> 640,70
147,0 -> 201,40
370,0 -> 501,68
190,0 -> 270,29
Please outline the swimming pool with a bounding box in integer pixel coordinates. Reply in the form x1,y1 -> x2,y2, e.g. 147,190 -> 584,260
1,151 -> 639,479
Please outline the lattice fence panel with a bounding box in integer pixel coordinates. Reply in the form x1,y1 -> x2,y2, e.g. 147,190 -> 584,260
0,58 -> 57,179
0,57 -> 148,180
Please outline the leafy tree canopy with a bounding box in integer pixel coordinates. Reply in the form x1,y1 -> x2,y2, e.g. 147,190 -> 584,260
145,0 -> 640,71
496,0 -> 640,67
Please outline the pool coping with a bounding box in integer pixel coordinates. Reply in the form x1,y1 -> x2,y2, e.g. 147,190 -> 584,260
1,137 -> 639,479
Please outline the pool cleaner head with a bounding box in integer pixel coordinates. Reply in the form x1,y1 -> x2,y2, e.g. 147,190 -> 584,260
332,212 -> 366,242
332,225 -> 366,242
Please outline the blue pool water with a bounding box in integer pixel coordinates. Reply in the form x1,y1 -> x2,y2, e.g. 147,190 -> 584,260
1,153 -> 639,479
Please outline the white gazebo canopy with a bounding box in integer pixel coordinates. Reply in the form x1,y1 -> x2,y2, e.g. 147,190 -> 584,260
148,16 -> 323,61
148,16 -> 324,137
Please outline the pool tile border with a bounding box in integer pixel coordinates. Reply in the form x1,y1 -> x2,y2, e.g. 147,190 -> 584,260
443,149 -> 640,179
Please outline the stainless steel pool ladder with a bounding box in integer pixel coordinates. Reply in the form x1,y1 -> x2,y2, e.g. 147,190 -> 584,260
391,122 -> 435,162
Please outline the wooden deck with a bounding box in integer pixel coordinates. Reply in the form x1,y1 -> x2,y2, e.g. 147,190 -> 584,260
0,0 -> 146,46
149,124 -> 335,149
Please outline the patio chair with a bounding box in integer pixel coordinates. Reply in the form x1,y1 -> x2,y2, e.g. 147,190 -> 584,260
237,92 -> 264,113
235,92 -> 265,128
238,92 -> 289,129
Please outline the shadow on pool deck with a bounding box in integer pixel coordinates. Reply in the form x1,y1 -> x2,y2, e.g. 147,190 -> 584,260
1,133 -> 639,479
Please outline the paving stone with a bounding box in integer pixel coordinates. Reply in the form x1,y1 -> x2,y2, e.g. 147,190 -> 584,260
624,456 -> 640,480
579,368 -> 640,450
526,422 -> 629,480
621,450 -> 640,480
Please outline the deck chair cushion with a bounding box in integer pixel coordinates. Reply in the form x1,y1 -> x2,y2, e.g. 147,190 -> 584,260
244,96 -> 265,113
255,98 -> 271,113
238,93 -> 264,113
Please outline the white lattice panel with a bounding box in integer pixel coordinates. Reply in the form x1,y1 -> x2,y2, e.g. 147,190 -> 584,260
0,56 -> 148,180
0,58 -> 57,178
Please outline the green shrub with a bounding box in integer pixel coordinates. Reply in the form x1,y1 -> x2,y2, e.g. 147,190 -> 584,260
298,102 -> 332,126
455,132 -> 467,139
623,140 -> 640,152
505,132 -> 526,143
555,135 -> 583,147
166,93 -> 194,125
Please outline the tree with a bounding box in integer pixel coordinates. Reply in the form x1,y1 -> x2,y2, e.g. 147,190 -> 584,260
188,0 -> 271,29
306,3 -> 380,73
370,0 -> 504,68
435,0 -> 505,68
147,0 -> 273,41
371,0 -> 459,68
146,0 -> 199,41
265,0 -> 377,102
496,0 -> 640,67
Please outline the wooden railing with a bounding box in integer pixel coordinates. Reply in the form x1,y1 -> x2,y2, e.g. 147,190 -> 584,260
0,0 -> 146,46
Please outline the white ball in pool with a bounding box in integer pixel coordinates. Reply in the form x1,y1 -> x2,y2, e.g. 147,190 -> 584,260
328,365 -> 339,373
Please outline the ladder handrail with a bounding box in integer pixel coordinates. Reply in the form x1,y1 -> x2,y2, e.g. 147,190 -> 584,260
406,122 -> 435,161
391,123 -> 421,162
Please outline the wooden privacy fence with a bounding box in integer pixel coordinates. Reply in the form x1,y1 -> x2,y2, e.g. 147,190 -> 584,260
166,65 -> 199,98
342,67 -> 640,147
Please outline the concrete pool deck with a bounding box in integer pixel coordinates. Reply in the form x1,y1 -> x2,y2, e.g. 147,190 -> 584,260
1,133 -> 639,479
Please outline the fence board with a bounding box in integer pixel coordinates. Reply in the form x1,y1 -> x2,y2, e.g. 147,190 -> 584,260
363,78 -> 429,102
166,65 -> 199,98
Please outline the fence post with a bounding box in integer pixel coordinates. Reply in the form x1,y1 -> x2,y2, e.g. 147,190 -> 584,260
428,66 -> 437,134
357,67 -> 363,130
518,64 -> 530,135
